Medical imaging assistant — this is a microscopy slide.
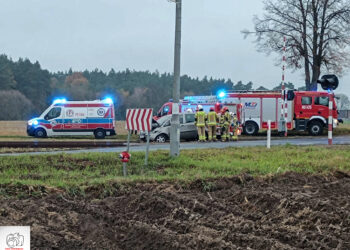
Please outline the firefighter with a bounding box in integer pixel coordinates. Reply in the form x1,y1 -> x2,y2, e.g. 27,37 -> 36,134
230,112 -> 239,141
206,107 -> 218,141
220,107 -> 230,142
195,105 -> 206,142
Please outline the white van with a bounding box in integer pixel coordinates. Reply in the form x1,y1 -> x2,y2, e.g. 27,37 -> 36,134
27,98 -> 116,139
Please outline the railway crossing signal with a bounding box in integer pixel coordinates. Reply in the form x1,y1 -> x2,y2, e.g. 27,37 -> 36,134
317,74 -> 339,145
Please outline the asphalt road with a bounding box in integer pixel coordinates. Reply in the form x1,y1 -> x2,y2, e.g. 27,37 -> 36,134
2,136 -> 350,157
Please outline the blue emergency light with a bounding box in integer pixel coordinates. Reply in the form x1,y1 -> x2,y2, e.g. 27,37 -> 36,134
103,97 -> 113,104
53,98 -> 67,104
217,90 -> 227,99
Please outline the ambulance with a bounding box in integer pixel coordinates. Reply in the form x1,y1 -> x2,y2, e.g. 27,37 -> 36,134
27,98 -> 116,139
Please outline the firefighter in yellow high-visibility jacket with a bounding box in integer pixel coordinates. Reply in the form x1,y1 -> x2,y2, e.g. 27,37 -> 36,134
195,105 -> 206,142
230,112 -> 239,141
206,107 -> 218,141
220,107 -> 230,142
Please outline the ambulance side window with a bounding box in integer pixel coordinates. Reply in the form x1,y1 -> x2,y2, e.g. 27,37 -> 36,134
301,97 -> 312,105
45,107 -> 61,120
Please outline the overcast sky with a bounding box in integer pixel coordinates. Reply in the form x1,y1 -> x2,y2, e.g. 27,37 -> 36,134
0,0 -> 349,95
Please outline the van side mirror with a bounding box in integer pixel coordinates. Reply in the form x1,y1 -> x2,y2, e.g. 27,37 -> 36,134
287,90 -> 295,101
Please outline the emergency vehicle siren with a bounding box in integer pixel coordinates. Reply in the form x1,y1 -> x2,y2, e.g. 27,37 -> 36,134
53,98 -> 67,104
217,90 -> 227,99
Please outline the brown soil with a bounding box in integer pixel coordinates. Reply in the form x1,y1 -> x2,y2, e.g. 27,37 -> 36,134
0,172 -> 349,249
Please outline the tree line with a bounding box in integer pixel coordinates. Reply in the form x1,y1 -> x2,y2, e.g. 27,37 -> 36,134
0,54 -> 346,120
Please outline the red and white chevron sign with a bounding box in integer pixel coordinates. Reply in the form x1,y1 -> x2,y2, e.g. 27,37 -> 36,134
126,108 -> 153,131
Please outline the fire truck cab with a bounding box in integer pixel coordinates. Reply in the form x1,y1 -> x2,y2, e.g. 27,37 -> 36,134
293,91 -> 339,135
27,98 -> 116,139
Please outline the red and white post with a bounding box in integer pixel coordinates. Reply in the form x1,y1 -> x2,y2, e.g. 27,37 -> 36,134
267,120 -> 271,149
328,97 -> 333,145
282,37 -> 288,137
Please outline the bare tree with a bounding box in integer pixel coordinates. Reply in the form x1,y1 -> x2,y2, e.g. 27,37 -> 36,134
243,0 -> 350,90
335,93 -> 350,110
0,90 -> 34,120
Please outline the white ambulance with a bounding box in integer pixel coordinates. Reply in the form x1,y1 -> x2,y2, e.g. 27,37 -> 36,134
27,98 -> 116,139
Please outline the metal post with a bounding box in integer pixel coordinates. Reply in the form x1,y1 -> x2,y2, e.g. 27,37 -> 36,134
126,130 -> 131,152
145,131 -> 150,166
328,96 -> 333,145
170,0 -> 182,157
280,36 -> 288,137
123,162 -> 127,177
267,120 -> 271,149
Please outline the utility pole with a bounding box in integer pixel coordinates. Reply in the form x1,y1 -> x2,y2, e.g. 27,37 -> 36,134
170,0 -> 182,157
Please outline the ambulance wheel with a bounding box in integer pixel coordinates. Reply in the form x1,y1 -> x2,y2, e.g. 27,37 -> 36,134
308,121 -> 323,136
243,121 -> 258,136
94,129 -> 106,139
34,128 -> 47,138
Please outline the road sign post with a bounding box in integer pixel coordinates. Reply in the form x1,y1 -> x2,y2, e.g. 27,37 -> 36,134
125,108 -> 153,169
126,130 -> 131,152
328,96 -> 333,145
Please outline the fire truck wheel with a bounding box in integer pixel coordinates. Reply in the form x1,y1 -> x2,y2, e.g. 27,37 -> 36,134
155,134 -> 168,143
94,129 -> 106,139
308,121 -> 323,136
243,121 -> 259,136
34,128 -> 47,138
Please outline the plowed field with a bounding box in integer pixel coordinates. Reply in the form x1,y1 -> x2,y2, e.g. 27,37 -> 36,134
0,172 -> 349,249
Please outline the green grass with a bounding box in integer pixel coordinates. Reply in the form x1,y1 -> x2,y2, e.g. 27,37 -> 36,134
0,145 -> 350,196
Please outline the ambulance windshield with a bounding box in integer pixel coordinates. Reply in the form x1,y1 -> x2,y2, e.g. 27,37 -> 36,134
45,107 -> 61,120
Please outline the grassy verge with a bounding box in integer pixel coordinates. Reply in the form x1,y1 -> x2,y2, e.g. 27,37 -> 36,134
0,145 -> 350,197
0,147 -> 82,154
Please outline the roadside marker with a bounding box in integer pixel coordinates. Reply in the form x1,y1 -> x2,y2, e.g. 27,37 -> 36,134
328,98 -> 333,145
267,120 -> 271,149
125,108 -> 153,168
282,36 -> 288,137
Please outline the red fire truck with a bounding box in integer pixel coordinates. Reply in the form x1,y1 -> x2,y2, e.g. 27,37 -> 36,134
155,90 -> 341,136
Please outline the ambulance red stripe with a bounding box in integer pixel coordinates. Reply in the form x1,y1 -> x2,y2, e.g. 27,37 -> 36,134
54,104 -> 111,107
104,108 -> 110,118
